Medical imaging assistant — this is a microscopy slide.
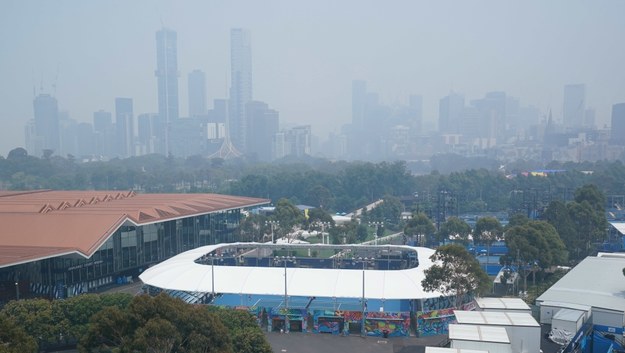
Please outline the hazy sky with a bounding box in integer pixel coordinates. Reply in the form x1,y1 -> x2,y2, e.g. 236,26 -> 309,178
1,0 -> 624,156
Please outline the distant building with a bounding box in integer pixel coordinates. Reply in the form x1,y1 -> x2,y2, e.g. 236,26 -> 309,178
352,80 -> 367,128
137,113 -> 161,155
563,84 -> 586,129
32,93 -> 60,156
409,94 -> 423,134
273,125 -> 311,160
229,28 -> 253,153
246,101 -> 279,161
155,28 -> 180,154
115,98 -> 134,158
610,103 -> 625,145
188,69 -> 207,117
169,117 -> 208,157
93,110 -> 115,158
439,92 -> 464,134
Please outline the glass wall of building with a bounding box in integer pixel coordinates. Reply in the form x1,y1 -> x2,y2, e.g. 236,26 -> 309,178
1,209 -> 242,299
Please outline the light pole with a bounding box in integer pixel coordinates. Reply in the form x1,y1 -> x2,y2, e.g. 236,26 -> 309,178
266,220 -> 280,243
207,253 -> 223,301
274,255 -> 296,333
368,221 -> 383,245
353,256 -> 373,336
316,221 -> 331,244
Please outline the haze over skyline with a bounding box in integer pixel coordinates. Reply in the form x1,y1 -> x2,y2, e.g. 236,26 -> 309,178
1,0 -> 624,157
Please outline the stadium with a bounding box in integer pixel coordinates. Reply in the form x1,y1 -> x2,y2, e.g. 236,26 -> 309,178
140,242 -> 474,337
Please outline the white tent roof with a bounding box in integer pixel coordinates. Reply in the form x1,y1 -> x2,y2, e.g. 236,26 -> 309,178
454,310 -> 539,327
449,324 -> 510,343
139,243 -> 444,300
536,254 -> 625,313
475,297 -> 531,311
552,309 -> 585,322
609,221 -> 625,235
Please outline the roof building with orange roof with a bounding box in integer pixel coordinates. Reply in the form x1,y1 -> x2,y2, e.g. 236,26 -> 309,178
0,190 -> 269,301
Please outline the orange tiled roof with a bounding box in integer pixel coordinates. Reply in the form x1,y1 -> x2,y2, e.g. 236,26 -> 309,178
0,190 -> 269,268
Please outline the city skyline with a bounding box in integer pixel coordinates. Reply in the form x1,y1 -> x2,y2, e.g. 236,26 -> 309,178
1,1 -> 625,156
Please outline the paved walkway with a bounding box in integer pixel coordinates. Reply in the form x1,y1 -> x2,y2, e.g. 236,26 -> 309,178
265,332 -> 448,353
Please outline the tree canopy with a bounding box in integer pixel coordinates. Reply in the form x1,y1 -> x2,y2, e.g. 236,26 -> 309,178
505,221 -> 568,270
437,216 -> 471,245
421,244 -> 490,306
404,213 -> 436,246
474,217 -> 503,245
80,293 -> 233,353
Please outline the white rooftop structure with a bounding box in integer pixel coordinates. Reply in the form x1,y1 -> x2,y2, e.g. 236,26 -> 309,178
454,311 -> 539,327
426,347 -> 488,353
475,297 -> 531,312
553,309 -> 585,323
139,242 -> 444,300
449,324 -> 511,343
536,253 -> 625,313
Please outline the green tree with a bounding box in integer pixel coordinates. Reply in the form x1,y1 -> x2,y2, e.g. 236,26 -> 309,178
0,315 -> 37,353
505,221 -> 568,291
79,293 -> 232,353
421,244 -> 490,306
209,308 -> 272,353
437,216 -> 471,245
404,213 -> 436,246
1,298 -> 59,346
369,195 -> 404,229
271,198 -> 306,241
474,217 -> 503,245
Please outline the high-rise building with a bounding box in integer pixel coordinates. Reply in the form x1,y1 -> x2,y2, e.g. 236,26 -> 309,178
115,98 -> 134,158
137,113 -> 161,155
409,94 -> 423,134
32,94 -> 60,156
563,84 -> 586,129
188,69 -> 207,117
93,110 -> 115,158
352,80 -> 367,127
229,28 -> 253,152
610,103 -> 625,145
155,28 -> 179,153
273,125 -> 311,160
246,101 -> 279,161
439,92 -> 464,134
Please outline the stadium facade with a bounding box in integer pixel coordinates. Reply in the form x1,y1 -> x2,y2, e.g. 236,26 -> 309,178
0,190 -> 269,301
140,242 -> 475,337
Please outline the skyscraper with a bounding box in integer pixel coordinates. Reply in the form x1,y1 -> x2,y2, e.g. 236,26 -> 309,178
246,101 -> 279,161
115,98 -> 134,158
352,80 -> 367,128
155,28 -> 179,153
188,69 -> 207,117
229,28 -> 253,152
610,103 -> 625,145
33,93 -> 60,156
563,84 -> 585,129
93,110 -> 114,158
439,92 -> 464,134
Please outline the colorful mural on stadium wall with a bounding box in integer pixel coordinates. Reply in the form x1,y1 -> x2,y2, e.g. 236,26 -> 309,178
416,300 -> 476,337
310,310 -> 410,336
364,311 -> 410,337
417,308 -> 456,336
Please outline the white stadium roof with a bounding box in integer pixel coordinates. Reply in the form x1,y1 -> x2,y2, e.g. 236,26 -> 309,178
139,243 -> 445,300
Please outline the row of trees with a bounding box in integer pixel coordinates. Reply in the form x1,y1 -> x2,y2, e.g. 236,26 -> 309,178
0,293 -> 271,353
4,147 -> 625,218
